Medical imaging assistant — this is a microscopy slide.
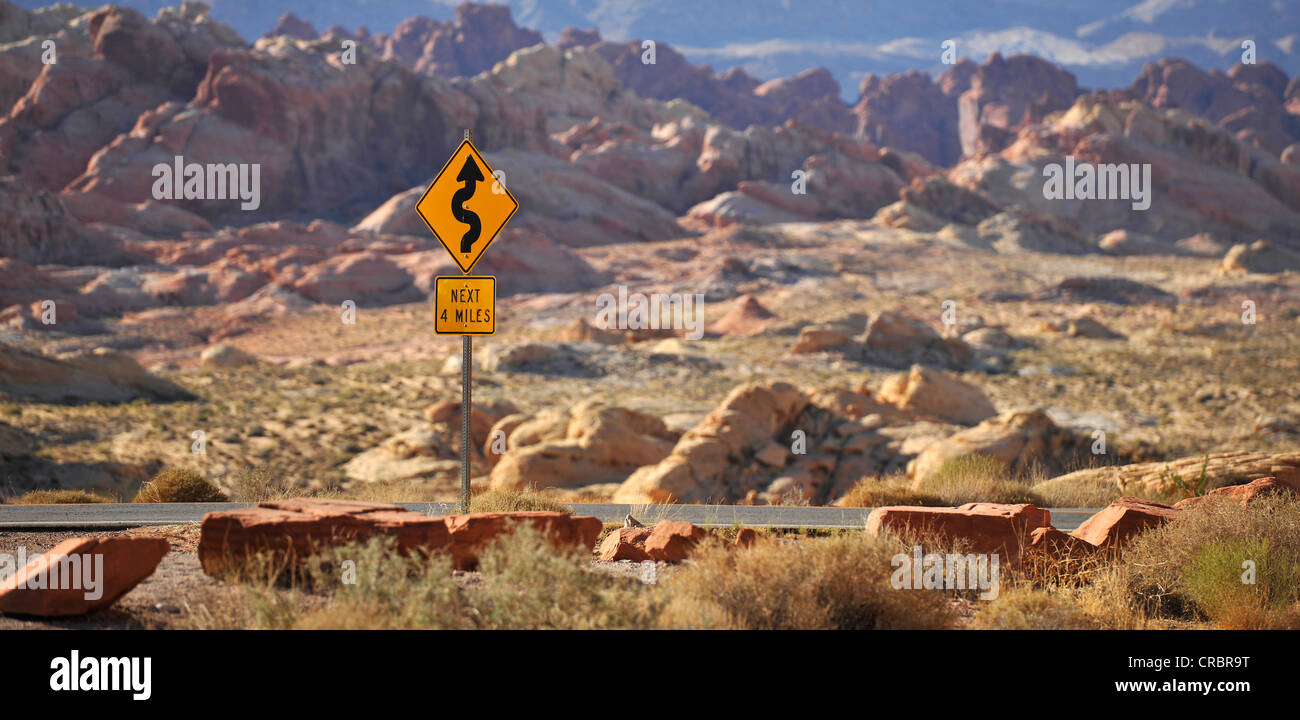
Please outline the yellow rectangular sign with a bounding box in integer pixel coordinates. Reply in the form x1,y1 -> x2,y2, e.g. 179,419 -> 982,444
435,275 -> 496,335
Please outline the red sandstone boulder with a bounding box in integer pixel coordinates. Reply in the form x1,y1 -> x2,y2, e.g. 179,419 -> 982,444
598,523 -> 759,562
734,527 -> 761,549
200,501 -> 604,574
1173,477 -> 1296,511
1026,525 -> 1099,561
198,498 -> 450,574
1070,497 -> 1178,549
442,511 -> 603,570
597,527 -> 654,562
708,295 -> 777,337
643,520 -> 710,563
865,502 -> 1051,560
0,536 -> 170,617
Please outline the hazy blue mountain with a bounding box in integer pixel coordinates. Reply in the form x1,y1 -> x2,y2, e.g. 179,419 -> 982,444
16,0 -> 1298,97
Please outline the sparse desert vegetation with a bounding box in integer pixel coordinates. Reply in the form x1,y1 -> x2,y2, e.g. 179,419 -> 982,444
6,489 -> 113,504
1118,495 -> 1300,628
467,486 -> 574,514
133,467 -> 228,503
972,588 -> 1100,630
912,455 -> 1041,505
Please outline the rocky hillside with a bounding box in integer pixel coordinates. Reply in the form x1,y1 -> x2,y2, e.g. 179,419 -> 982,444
3,1 -> 1298,338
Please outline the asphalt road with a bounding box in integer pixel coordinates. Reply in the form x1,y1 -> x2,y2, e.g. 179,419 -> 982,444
0,502 -> 1099,532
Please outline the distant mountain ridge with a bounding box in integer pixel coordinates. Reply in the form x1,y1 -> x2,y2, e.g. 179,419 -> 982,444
252,4 -> 1300,167
14,0 -> 1298,94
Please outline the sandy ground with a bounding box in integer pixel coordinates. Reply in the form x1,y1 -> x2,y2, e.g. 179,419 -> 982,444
0,525 -> 220,629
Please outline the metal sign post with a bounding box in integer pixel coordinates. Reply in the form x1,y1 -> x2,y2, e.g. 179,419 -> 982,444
460,128 -> 471,514
461,332 -> 471,513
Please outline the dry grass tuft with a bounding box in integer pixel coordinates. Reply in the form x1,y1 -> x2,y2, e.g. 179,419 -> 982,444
914,454 -> 1041,505
468,486 -> 573,514
1030,473 -> 1121,507
133,467 -> 227,503
336,478 -> 449,504
1180,536 -> 1300,629
659,532 -> 955,629
466,525 -> 661,629
972,587 -> 1099,629
10,489 -> 113,504
224,465 -> 309,503
838,471 -> 944,507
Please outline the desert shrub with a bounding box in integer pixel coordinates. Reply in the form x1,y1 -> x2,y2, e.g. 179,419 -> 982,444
659,532 -> 954,629
289,526 -> 658,630
1154,454 -> 1211,503
341,478 -> 453,503
1121,494 -> 1300,626
1064,563 -> 1158,629
470,525 -> 660,629
133,467 -> 227,503
1017,543 -> 1113,591
1181,536 -> 1300,629
13,489 -> 111,504
294,539 -> 470,629
468,487 -> 572,514
225,465 -> 306,503
1030,474 -> 1121,508
839,472 -> 944,507
972,588 -> 1098,629
180,584 -> 301,630
914,454 -> 1042,505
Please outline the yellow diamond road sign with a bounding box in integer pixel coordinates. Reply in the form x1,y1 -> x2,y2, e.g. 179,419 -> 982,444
415,138 -> 518,275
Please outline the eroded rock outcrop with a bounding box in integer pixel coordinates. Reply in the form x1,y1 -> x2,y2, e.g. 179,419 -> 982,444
877,365 -> 996,425
0,344 -> 194,404
0,3 -> 245,192
488,400 -> 679,491
1131,59 -> 1300,156
789,310 -> 973,371
960,92 -> 1300,247
1044,451 -> 1300,500
908,409 -> 1093,483
341,399 -> 518,488
958,52 -> 1080,157
613,380 -> 922,505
